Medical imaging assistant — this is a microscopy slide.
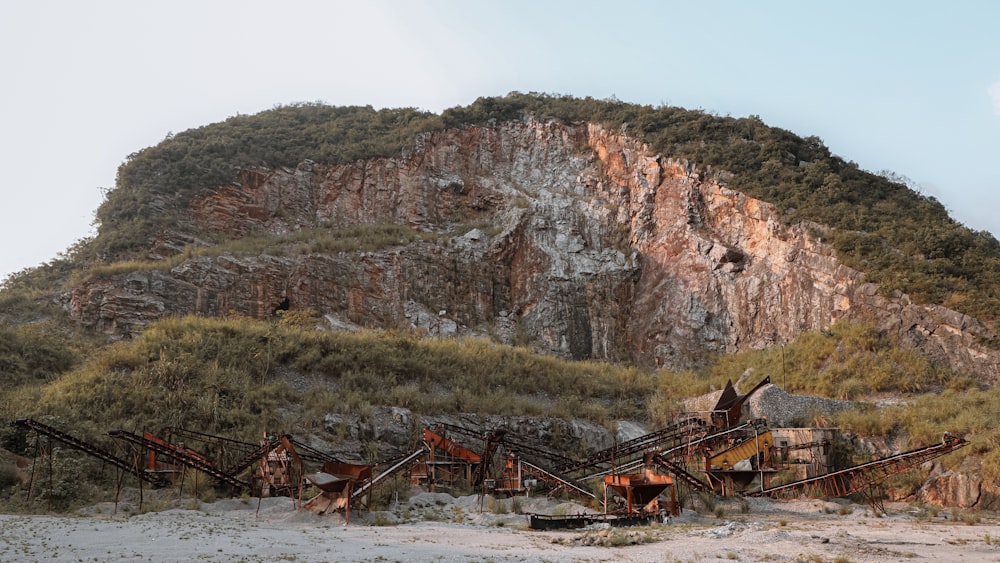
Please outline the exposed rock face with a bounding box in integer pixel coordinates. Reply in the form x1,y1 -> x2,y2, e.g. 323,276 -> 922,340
64,119 -> 1000,380
920,457 -> 984,509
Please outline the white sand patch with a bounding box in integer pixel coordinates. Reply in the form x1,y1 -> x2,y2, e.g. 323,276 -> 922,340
1,497 -> 999,562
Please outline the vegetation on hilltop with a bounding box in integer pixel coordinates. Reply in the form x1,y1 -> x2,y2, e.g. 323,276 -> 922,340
0,323 -> 82,386
92,104 -> 445,261
81,93 -> 1000,324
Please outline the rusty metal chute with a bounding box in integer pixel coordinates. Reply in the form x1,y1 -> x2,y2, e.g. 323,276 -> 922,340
712,376 -> 771,429
306,461 -> 372,495
304,460 -> 375,523
422,428 -> 481,463
605,469 -> 677,516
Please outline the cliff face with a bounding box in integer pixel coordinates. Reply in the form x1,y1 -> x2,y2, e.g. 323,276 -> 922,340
64,120 -> 1000,380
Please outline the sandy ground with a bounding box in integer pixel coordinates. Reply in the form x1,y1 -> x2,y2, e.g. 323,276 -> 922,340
1,494 -> 999,562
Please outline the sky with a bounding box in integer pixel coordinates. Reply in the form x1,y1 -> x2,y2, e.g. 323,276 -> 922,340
1,0 -> 999,282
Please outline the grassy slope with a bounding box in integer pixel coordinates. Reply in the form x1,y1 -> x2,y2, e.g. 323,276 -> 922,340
3,316 -> 995,470
0,313 -> 995,510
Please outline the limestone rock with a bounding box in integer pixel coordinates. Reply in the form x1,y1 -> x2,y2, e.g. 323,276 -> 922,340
62,119 -> 1000,381
920,456 -> 984,509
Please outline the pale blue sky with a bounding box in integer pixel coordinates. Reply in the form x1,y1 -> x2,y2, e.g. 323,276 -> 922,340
2,0 -> 998,281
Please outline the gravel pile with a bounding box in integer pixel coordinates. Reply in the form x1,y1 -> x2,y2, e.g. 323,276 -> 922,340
745,385 -> 855,427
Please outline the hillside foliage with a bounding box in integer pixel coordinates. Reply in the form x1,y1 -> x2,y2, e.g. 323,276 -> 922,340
91,104 -> 444,261
0,315 -> 662,444
1,314 -> 995,508
0,316 -> 989,459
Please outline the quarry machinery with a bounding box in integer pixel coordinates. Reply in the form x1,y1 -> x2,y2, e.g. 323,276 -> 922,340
604,469 -> 678,517
303,460 -> 373,523
497,452 -> 596,501
429,423 -> 593,500
352,446 -> 427,508
304,446 -> 430,520
416,427 -> 481,490
557,417 -> 708,476
432,422 -> 575,470
11,418 -> 170,489
710,376 -> 772,429
159,427 -> 333,499
251,434 -> 305,499
160,426 -> 261,472
646,452 -> 711,493
109,429 -> 250,491
703,427 -> 775,496
753,432 -> 968,508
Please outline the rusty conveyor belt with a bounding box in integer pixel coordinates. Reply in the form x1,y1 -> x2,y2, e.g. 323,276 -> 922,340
352,446 -> 426,501
225,435 -> 282,476
109,429 -> 249,491
558,417 -> 708,475
647,453 -> 711,492
755,433 -> 967,500
11,418 -> 170,488
519,459 -> 596,500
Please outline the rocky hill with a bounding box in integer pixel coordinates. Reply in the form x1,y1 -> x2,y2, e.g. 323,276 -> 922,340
64,117 -> 1000,381
5,95 -> 1000,512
